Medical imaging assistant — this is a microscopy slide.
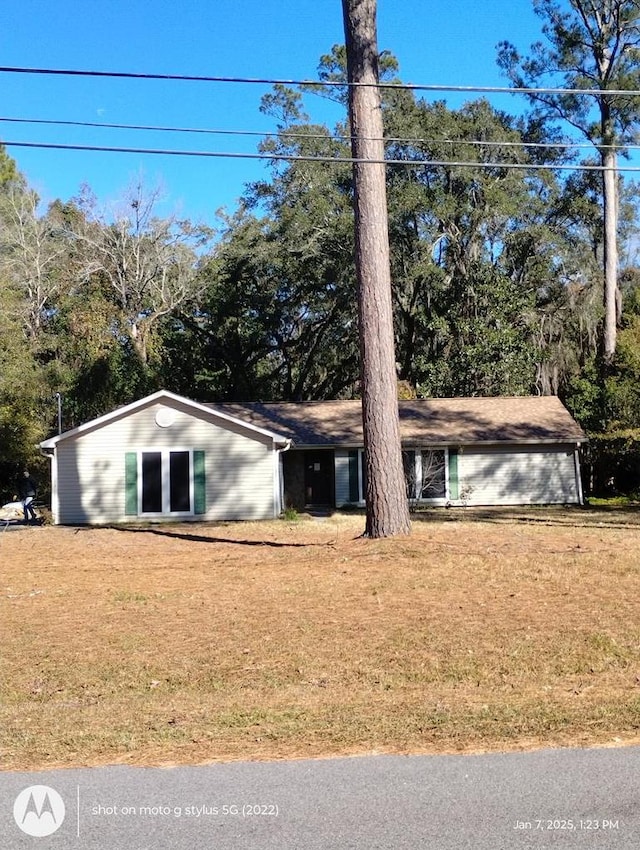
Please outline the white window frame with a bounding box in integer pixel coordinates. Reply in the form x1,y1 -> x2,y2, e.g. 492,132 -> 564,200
137,448 -> 195,517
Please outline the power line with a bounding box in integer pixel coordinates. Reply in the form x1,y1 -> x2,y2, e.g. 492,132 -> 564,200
2,65 -> 640,97
2,115 -> 639,152
0,116 -> 274,138
4,139 -> 640,171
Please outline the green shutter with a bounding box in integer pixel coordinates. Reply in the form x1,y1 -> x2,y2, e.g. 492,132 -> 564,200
448,449 -> 459,500
348,450 -> 359,502
125,452 -> 138,515
194,450 -> 206,515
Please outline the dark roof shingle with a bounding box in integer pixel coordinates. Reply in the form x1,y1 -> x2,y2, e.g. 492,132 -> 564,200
210,397 -> 586,446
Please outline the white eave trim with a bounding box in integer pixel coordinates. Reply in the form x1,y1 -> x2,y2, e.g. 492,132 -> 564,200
290,438 -> 586,450
39,389 -> 290,450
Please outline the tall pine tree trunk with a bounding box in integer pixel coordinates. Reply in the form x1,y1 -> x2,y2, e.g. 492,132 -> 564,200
342,0 -> 411,538
598,51 -> 620,365
602,142 -> 619,363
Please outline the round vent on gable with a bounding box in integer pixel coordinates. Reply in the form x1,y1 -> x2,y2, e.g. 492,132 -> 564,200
155,406 -> 177,428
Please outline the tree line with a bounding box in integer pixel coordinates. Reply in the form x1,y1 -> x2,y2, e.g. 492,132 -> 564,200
1,0 -> 640,501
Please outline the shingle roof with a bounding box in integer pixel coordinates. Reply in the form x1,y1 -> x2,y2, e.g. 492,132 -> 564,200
209,396 -> 586,447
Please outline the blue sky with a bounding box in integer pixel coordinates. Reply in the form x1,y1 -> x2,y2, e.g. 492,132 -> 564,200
1,0 -> 543,223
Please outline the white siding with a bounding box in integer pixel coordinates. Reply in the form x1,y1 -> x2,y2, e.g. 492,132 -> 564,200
54,401 -> 276,524
457,445 -> 581,506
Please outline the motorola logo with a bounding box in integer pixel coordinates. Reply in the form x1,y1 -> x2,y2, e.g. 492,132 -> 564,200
13,785 -> 66,837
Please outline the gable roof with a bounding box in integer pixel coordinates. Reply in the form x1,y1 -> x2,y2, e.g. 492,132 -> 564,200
40,389 -> 290,449
210,396 -> 586,447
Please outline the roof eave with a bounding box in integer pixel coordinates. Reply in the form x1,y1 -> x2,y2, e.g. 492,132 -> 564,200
39,390 -> 290,449
286,436 -> 587,449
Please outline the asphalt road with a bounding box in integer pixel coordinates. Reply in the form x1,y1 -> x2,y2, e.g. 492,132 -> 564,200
2,745 -> 639,849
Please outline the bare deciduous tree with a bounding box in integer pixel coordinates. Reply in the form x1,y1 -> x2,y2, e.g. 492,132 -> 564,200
70,181 -> 212,364
0,187 -> 67,341
404,449 -> 447,508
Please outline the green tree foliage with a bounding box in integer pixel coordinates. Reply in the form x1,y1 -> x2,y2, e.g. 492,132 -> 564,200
383,96 -> 549,395
163,94 -> 360,402
0,302 -> 50,500
2,53 -> 640,496
0,144 -> 22,191
0,152 -> 53,495
169,78 -> 591,403
498,0 -> 640,361
605,272 -> 640,426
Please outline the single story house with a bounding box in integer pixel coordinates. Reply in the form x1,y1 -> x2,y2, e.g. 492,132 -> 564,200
214,396 -> 586,510
40,390 -> 586,525
40,390 -> 291,525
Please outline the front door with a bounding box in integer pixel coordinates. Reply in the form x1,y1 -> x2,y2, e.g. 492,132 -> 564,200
304,451 -> 334,506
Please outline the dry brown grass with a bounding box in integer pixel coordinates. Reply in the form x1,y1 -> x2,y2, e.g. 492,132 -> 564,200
2,507 -> 640,771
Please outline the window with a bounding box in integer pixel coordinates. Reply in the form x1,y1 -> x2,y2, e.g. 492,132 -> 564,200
404,448 -> 447,501
419,449 -> 447,499
349,448 -> 447,504
347,449 -> 367,503
169,451 -> 191,512
141,452 -> 164,513
125,449 -> 206,516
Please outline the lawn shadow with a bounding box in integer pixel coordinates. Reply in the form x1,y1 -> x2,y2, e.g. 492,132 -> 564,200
107,524 -> 332,548
410,504 -> 640,530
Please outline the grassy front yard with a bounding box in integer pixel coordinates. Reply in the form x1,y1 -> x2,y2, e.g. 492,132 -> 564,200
2,507 -> 640,770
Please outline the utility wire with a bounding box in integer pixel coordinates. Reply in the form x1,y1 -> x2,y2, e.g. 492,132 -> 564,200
2,65 -> 640,97
4,139 -> 640,171
0,115 -> 275,138
2,116 -> 639,152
